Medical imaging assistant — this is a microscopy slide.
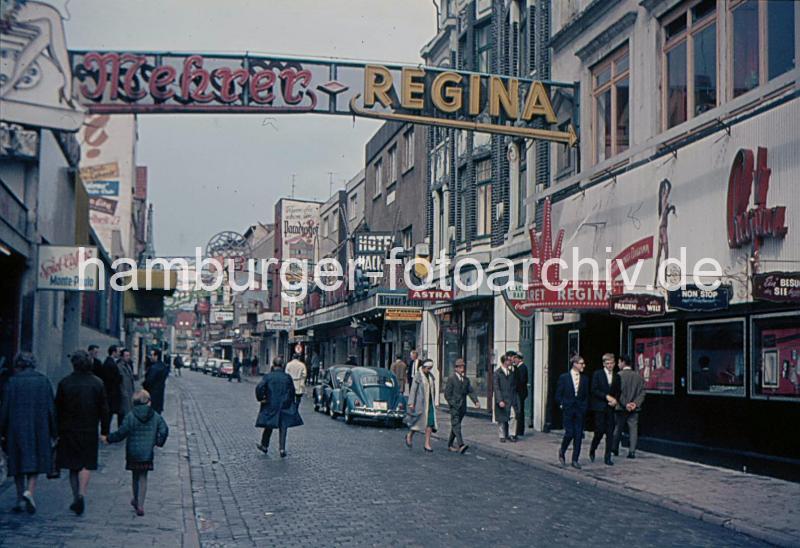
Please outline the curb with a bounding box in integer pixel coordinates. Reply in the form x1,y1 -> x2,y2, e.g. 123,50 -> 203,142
432,431 -> 794,547
176,384 -> 201,548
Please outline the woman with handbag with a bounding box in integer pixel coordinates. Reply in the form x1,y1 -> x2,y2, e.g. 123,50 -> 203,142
0,353 -> 56,514
404,359 -> 438,453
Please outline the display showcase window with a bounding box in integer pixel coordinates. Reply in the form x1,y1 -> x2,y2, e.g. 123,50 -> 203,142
688,318 -> 745,397
751,313 -> 800,402
465,307 -> 490,399
628,323 -> 675,394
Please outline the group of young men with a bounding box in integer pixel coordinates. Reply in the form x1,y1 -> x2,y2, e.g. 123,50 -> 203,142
556,353 -> 645,469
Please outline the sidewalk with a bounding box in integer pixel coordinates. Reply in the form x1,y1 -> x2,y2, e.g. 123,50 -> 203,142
0,387 -> 194,548
432,410 -> 800,547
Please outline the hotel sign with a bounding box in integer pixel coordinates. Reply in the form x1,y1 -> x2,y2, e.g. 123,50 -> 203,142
70,51 -> 577,143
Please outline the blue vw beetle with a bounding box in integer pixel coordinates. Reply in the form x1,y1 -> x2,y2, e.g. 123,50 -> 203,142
312,365 -> 351,414
329,367 -> 406,426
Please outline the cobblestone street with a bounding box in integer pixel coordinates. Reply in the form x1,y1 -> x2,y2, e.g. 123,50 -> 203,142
0,372 -> 771,547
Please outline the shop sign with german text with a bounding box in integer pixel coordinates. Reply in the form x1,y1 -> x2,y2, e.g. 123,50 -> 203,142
752,272 -> 800,304
667,284 -> 732,311
609,294 -> 666,318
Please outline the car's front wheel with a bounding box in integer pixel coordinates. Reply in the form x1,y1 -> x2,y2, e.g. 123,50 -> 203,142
329,404 -> 337,418
344,406 -> 353,425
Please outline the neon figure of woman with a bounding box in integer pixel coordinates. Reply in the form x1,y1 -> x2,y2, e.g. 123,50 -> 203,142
0,1 -> 74,105
653,179 -> 677,286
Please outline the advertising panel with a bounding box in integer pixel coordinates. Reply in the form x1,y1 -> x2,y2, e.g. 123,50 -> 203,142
37,246 -> 99,291
628,323 -> 675,394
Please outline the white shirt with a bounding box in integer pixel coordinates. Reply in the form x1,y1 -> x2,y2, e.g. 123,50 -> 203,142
571,370 -> 580,395
285,359 -> 307,395
605,369 -> 613,386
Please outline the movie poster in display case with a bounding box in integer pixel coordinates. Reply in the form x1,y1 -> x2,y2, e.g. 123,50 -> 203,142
628,323 -> 675,394
752,313 -> 800,402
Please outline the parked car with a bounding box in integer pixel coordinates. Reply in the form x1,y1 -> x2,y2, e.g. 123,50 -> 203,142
219,360 -> 234,379
203,358 -> 218,375
313,366 -> 351,414
329,367 -> 406,426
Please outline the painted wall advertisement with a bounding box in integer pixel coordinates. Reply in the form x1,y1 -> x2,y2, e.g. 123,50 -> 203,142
37,246 -> 99,291
79,114 -> 136,256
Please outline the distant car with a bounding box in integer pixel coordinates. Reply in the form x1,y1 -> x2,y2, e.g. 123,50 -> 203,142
204,358 -> 218,376
219,360 -> 234,379
329,367 -> 406,426
313,366 -> 351,414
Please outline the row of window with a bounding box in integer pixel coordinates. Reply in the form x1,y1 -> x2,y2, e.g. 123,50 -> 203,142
373,127 -> 415,199
625,312 -> 799,401
591,0 -> 796,165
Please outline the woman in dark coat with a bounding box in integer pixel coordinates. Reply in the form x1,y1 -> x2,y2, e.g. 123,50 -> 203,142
255,357 -> 303,457
55,350 -> 110,515
0,353 -> 56,514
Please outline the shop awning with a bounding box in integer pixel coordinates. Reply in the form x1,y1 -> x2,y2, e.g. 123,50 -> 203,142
123,269 -> 178,318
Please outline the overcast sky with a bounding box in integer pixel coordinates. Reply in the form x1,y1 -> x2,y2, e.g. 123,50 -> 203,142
63,0 -> 436,256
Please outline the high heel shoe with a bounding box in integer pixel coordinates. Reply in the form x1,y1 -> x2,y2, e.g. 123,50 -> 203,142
424,446 -> 433,453
404,434 -> 412,449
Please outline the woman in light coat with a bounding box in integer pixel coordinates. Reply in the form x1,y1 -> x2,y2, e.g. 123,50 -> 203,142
404,359 -> 438,452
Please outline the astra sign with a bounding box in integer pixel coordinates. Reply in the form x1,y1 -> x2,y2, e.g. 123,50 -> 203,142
69,51 -> 577,144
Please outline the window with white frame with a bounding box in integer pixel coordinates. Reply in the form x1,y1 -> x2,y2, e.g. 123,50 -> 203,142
662,0 -> 718,129
401,225 -> 413,250
476,159 -> 492,236
402,127 -> 415,171
374,159 -> 383,197
592,44 -> 630,163
387,145 -> 397,183
730,0 -> 796,99
688,318 -> 746,397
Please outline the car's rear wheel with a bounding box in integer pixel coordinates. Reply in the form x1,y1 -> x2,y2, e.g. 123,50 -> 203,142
344,407 -> 353,424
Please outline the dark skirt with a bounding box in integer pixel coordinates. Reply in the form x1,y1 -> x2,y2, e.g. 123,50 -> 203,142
126,460 -> 153,472
57,430 -> 99,471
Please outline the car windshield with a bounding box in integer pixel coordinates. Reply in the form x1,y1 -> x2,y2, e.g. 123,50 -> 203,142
360,375 -> 394,387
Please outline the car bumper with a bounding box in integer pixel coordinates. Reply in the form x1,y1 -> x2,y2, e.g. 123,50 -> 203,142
350,408 -> 405,419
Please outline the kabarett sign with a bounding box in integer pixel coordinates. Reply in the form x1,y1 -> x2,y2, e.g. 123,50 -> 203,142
505,280 -> 619,318
752,272 -> 800,304
37,246 -> 98,291
69,51 -> 577,143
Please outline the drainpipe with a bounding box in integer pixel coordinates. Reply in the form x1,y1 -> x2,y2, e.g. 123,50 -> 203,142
432,0 -> 440,32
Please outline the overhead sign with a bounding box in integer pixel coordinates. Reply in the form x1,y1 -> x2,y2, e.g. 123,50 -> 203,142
354,232 -> 395,275
609,294 -> 666,318
752,272 -> 800,304
409,289 -> 454,301
667,284 -> 732,311
384,308 -> 423,322
37,246 -> 99,291
505,280 -> 619,317
69,51 -> 577,142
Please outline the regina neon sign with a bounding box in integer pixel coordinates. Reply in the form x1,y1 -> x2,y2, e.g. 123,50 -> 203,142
70,51 -> 577,144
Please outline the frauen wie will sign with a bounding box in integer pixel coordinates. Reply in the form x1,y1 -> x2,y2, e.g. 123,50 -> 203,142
69,51 -> 577,144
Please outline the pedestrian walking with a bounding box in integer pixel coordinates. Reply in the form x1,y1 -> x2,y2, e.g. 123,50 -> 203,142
229,357 -> 241,382
55,350 -> 110,515
493,354 -> 518,442
143,349 -> 169,414
251,356 -> 259,376
612,355 -> 645,459
444,358 -> 479,453
0,353 -> 56,515
556,354 -> 589,469
309,351 -> 320,385
286,353 -> 307,405
99,346 -> 124,427
173,355 -> 183,377
390,354 -> 407,394
512,351 -> 529,437
116,349 -> 136,427
404,359 -> 437,452
255,357 -> 303,457
88,344 -> 102,376
589,353 -> 620,466
345,355 -> 358,366
106,389 -> 169,516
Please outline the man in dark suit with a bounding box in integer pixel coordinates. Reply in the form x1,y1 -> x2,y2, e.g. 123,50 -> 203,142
555,354 -> 589,469
142,349 -> 169,414
511,351 -> 529,437
444,358 -> 480,453
493,354 -> 518,442
589,353 -> 620,466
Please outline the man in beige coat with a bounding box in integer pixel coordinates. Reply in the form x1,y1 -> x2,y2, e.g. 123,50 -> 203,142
285,354 -> 307,405
390,354 -> 408,394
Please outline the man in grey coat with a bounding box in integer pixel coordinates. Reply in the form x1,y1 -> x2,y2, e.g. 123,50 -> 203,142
612,355 -> 646,458
116,348 -> 136,426
444,358 -> 480,453
493,354 -> 518,442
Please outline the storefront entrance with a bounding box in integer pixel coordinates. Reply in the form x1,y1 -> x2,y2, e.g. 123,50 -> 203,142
545,314 -> 621,430
0,252 -> 24,366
